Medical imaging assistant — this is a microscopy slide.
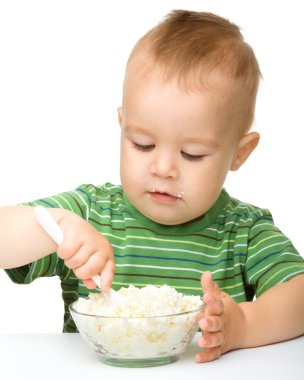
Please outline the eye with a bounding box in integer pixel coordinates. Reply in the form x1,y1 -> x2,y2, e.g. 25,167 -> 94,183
181,151 -> 205,161
132,142 -> 155,152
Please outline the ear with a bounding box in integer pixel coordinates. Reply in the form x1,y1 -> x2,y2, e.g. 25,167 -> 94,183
117,107 -> 123,127
230,132 -> 260,171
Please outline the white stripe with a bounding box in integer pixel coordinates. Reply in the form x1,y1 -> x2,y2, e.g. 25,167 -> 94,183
278,270 -> 304,284
248,262 -> 273,282
73,192 -> 89,220
91,207 -> 123,215
248,252 -> 300,282
224,221 -> 240,227
63,290 -> 79,295
91,210 -> 111,219
211,262 -> 245,275
50,197 -> 63,209
57,194 -> 73,211
250,222 -> 275,231
236,205 -> 255,213
115,261 -> 244,275
207,227 -> 226,233
105,185 -> 121,190
216,214 -> 226,219
240,217 -> 254,223
29,260 -> 38,283
229,291 -> 245,299
62,268 -> 73,281
96,198 -> 124,204
206,220 -> 272,234
224,203 -> 255,214
91,209 -> 135,223
35,260 -> 45,279
113,243 -> 235,258
246,239 -> 291,263
115,263 -> 203,274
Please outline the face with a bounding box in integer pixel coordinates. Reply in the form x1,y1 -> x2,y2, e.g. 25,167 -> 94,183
118,68 -> 249,225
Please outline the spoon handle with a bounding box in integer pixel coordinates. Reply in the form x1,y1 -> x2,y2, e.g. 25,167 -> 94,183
35,206 -> 64,245
34,206 -> 100,289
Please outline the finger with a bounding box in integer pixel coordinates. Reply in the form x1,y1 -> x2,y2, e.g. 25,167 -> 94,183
83,278 -> 98,289
195,347 -> 221,363
199,316 -> 223,332
201,271 -> 221,296
57,240 -> 81,260
100,260 -> 116,292
203,293 -> 224,316
74,251 -> 106,280
198,331 -> 224,348
64,245 -> 91,270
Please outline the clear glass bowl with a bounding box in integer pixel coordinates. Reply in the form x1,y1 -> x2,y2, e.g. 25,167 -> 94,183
70,300 -> 203,367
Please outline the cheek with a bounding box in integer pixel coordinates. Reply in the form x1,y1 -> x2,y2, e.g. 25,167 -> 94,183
121,144 -> 139,170
120,139 -> 134,166
209,150 -> 235,176
185,156 -> 230,191
120,144 -> 131,183
120,144 -> 144,185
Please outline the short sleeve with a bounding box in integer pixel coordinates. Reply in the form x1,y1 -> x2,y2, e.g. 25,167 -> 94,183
244,212 -> 304,297
19,183 -> 96,220
5,254 -> 64,284
4,184 -> 95,284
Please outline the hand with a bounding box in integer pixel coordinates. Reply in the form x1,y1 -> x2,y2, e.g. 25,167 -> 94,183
55,210 -> 115,292
196,271 -> 246,363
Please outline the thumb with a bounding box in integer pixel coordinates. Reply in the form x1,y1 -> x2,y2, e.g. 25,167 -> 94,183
201,271 -> 221,296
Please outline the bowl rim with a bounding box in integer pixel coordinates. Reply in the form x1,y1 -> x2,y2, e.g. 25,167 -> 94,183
69,299 -> 204,319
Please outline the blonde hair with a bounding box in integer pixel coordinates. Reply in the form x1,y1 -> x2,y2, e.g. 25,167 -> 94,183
127,10 -> 261,131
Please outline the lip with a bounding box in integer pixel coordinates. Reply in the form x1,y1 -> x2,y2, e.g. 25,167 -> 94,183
148,191 -> 181,204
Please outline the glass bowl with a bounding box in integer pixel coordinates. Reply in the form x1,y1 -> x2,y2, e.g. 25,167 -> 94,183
70,300 -> 203,367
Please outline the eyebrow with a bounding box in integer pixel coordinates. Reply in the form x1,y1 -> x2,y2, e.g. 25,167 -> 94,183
183,137 -> 219,148
123,124 -> 149,134
123,124 -> 219,148
123,124 -> 155,140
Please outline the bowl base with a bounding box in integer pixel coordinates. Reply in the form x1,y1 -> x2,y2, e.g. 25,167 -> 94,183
100,354 -> 180,367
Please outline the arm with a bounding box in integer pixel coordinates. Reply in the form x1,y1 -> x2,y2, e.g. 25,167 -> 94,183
240,274 -> 304,347
196,271 -> 304,363
0,205 -> 115,291
0,206 -> 64,268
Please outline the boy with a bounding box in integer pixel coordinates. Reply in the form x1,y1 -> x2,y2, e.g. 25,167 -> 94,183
1,10 -> 304,363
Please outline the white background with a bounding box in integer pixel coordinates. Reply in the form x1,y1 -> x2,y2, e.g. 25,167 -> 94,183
0,0 -> 303,332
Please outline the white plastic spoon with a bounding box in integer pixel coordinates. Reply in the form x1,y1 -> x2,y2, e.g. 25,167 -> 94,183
34,205 -> 123,305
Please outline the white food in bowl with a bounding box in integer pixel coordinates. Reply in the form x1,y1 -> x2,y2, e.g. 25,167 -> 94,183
71,285 -> 203,362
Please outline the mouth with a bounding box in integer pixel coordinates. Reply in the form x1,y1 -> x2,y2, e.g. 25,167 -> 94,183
147,190 -> 183,204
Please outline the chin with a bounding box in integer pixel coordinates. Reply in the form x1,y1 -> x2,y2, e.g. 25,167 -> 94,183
147,213 -> 189,226
152,218 -> 180,226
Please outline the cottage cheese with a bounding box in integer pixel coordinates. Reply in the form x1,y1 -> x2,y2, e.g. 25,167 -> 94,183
77,284 -> 202,317
72,285 -> 203,359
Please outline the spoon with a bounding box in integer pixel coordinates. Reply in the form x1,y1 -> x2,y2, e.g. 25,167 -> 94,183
34,205 -> 124,306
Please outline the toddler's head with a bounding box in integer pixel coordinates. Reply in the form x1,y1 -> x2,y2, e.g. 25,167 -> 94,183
118,10 -> 261,225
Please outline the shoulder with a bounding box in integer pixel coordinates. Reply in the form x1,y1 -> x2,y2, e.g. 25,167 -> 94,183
222,190 -> 273,226
74,183 -> 126,216
75,183 -> 123,200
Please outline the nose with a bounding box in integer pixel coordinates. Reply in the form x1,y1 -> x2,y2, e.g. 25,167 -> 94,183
150,150 -> 179,179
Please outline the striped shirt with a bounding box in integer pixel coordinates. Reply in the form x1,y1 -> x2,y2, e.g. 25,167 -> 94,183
5,183 -> 304,332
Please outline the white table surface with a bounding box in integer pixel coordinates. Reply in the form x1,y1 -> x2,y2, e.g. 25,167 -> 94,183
1,333 -> 304,380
